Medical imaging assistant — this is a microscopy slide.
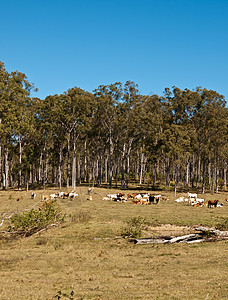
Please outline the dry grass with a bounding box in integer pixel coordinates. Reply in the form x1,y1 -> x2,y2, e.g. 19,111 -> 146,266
0,186 -> 228,299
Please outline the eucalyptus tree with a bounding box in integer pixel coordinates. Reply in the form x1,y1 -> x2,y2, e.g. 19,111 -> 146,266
118,81 -> 142,188
0,61 -> 36,189
191,88 -> 227,193
93,83 -> 122,188
137,93 -> 164,187
65,87 -> 95,189
162,87 -> 193,194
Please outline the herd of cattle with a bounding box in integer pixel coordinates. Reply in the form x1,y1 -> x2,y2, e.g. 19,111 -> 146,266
175,192 -> 224,208
103,191 -> 226,208
102,193 -> 167,205
28,190 -> 227,209
31,191 -> 78,201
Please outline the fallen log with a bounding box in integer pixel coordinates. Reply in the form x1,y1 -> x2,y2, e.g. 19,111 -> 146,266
195,227 -> 228,237
129,227 -> 228,244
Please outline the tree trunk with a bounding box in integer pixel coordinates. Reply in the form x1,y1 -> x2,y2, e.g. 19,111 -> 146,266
165,158 -> 170,188
126,138 -> 133,189
139,145 -> 145,185
39,152 -> 42,184
202,160 -> 206,194
191,155 -> 195,188
58,146 -> 63,190
121,143 -> 126,188
84,140 -> 87,182
2,147 -> 9,190
186,156 -> 190,187
67,137 -> 70,188
208,161 -> 211,191
105,154 -> 108,185
224,161 -> 227,191
18,139 -> 22,190
72,140 -> 76,190
109,131 -> 113,188
0,145 -> 1,188
216,163 -> 219,193
78,153 -> 81,184
196,155 -> 201,188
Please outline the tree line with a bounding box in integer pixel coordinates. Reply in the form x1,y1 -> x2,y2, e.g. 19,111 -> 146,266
0,61 -> 227,194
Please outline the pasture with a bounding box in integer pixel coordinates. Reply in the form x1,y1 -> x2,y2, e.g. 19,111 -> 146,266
0,187 -> 228,300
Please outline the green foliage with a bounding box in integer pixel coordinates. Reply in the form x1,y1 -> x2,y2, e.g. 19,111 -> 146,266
121,216 -> 147,238
7,200 -> 64,237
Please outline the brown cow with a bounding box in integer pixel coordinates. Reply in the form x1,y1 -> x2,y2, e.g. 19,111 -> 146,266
127,193 -> 138,199
117,193 -> 125,198
208,200 -> 219,208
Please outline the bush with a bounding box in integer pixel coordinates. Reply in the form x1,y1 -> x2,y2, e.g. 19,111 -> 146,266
121,216 -> 147,238
216,218 -> 228,231
7,200 -> 65,237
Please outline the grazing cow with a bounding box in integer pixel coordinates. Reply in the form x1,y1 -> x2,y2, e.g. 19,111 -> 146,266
149,195 -> 155,204
162,197 -> 169,201
42,195 -> 49,201
175,196 -> 185,202
50,193 -> 58,199
62,192 -> 69,198
127,193 -> 138,199
208,200 -> 219,208
16,198 -> 20,201
225,198 -> 228,202
188,192 -> 197,199
140,199 -> 149,205
135,194 -> 143,200
69,191 -> 78,199
31,192 -> 36,199
102,196 -> 112,201
154,195 -> 161,204
107,194 -> 118,200
117,193 -> 125,198
132,199 -> 141,204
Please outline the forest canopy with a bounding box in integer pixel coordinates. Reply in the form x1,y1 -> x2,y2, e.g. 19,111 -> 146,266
0,61 -> 227,193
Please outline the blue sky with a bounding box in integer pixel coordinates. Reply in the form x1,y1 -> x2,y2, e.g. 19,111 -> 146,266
1,0 -> 228,101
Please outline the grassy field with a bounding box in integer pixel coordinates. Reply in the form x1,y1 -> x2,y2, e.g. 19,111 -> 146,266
0,186 -> 228,300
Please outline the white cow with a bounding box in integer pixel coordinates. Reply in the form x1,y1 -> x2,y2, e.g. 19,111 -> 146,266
187,192 -> 197,199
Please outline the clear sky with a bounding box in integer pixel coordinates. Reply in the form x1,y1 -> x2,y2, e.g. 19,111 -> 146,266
1,0 -> 228,101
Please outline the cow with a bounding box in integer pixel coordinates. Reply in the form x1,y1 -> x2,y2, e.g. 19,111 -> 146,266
117,193 -> 125,198
140,199 -> 149,205
187,192 -> 197,199
208,200 -> 219,208
42,195 -> 49,201
149,195 -> 155,204
162,197 -> 169,201
69,191 -> 78,199
149,194 -> 161,204
132,199 -> 141,204
50,193 -> 58,199
31,192 -> 36,199
127,193 -> 138,199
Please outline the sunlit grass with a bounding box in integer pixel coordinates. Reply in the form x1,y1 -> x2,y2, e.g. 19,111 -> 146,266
0,186 -> 227,299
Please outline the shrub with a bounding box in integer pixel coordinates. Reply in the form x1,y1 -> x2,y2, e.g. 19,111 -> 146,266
216,218 -> 228,231
121,216 -> 147,238
7,200 -> 65,237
